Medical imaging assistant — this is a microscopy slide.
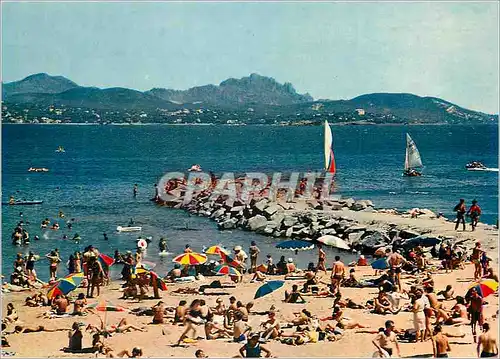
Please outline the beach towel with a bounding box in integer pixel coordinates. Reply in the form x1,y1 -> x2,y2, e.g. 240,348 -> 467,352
174,276 -> 196,283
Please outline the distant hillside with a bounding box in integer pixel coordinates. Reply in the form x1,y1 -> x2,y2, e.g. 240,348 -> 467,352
2,73 -> 497,124
145,73 -> 313,107
2,73 -> 79,96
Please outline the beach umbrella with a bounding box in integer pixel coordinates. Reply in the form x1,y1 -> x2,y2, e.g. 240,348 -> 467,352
47,272 -> 84,299
150,270 -> 168,291
254,280 -> 285,300
98,253 -> 115,269
219,252 -> 241,267
316,235 -> 350,250
205,245 -> 229,255
276,240 -> 315,251
215,264 -> 242,277
466,279 -> 498,298
371,258 -> 389,270
172,252 -> 207,265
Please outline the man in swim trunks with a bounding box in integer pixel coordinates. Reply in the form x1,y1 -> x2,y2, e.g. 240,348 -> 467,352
372,320 -> 401,358
330,256 -> 345,296
471,242 -> 484,281
52,295 -> 69,315
432,325 -> 451,358
477,323 -> 498,357
317,244 -> 327,273
387,249 -> 407,291
468,288 -> 484,343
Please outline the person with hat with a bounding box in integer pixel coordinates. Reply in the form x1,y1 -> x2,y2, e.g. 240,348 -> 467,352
286,258 -> 296,273
248,241 -> 260,274
467,199 -> 482,231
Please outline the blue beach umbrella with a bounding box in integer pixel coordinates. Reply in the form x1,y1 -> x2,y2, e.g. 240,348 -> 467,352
371,258 -> 389,270
254,280 -> 285,299
276,240 -> 315,251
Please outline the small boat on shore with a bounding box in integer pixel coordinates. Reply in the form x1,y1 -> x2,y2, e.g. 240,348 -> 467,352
28,167 -> 49,172
116,226 -> 142,232
2,200 -> 43,206
403,133 -> 423,177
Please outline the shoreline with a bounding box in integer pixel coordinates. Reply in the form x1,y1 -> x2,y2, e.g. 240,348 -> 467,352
3,122 -> 497,126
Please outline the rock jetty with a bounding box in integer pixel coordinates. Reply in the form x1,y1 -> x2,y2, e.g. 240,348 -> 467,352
154,189 -> 448,254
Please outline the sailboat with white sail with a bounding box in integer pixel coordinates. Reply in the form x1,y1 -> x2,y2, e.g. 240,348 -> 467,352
403,133 -> 423,176
324,120 -> 336,175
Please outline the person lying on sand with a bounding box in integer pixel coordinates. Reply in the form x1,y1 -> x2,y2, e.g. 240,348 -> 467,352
437,285 -> 455,301
87,318 -> 146,336
105,347 -> 143,358
321,305 -> 367,330
10,325 -> 67,334
434,296 -> 469,326
250,271 -> 266,283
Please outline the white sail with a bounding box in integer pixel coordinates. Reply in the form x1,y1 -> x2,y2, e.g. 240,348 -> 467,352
405,133 -> 423,170
324,120 -> 333,171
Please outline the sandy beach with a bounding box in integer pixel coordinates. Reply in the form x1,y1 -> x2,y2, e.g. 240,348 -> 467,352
2,208 -> 498,358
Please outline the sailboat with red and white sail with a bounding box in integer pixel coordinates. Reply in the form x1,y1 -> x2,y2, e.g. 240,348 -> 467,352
324,120 -> 336,175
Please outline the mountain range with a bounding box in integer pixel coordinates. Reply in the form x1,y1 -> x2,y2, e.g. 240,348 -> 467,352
2,73 -> 497,124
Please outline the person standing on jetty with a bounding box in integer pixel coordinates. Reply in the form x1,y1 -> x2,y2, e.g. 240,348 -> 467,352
467,199 -> 482,231
454,199 -> 466,231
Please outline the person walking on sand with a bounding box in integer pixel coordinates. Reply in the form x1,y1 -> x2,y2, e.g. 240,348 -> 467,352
469,288 -> 484,343
432,325 -> 451,358
317,244 -> 327,273
372,320 -> 401,358
454,199 -> 466,231
330,256 -> 345,296
477,323 -> 498,357
467,200 -> 482,231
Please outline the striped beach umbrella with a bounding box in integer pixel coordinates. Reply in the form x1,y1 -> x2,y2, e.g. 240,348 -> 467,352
135,267 -> 167,291
47,272 -> 84,299
466,279 -> 499,298
172,252 -> 207,266
205,245 -> 229,255
215,265 -> 242,277
98,253 -> 115,268
219,252 -> 241,267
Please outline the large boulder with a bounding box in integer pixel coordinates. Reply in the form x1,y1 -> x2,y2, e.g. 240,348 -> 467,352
359,231 -> 391,253
285,227 -> 293,237
346,231 -> 364,246
264,204 -> 280,217
340,198 -> 355,208
230,205 -> 245,213
270,212 -> 285,227
321,228 -> 337,236
399,229 -> 421,240
350,200 -> 368,211
253,199 -> 269,212
283,215 -> 298,228
218,218 -> 238,230
247,215 -> 268,231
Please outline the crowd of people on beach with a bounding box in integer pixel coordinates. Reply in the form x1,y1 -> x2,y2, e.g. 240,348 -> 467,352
2,192 -> 498,358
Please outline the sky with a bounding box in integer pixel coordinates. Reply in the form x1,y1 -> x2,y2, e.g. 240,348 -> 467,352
1,1 -> 499,114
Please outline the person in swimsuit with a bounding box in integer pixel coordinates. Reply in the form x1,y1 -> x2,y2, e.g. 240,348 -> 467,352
239,333 -> 272,358
73,293 -> 87,316
454,199 -> 466,231
387,249 -> 407,291
372,320 -> 401,358
467,200 -> 481,231
46,251 -> 61,280
317,244 -> 327,273
284,285 -> 306,304
152,301 -> 165,324
330,256 -> 345,296
432,325 -> 451,358
471,242 -> 484,281
469,288 -> 484,343
176,299 -> 204,345
477,323 -> 498,357
249,241 -> 260,274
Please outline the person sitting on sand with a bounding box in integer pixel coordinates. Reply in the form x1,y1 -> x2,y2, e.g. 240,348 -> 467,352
301,271 -> 319,293
121,279 -> 138,299
374,291 -> 396,315
233,311 -> 251,343
342,269 -> 361,288
291,309 -> 313,326
284,285 -> 306,304
195,349 -> 208,358
166,264 -> 182,282
260,311 -> 281,340
211,298 -> 226,316
250,270 -> 266,283
52,295 -> 69,315
152,301 -> 165,324
173,300 -> 188,324
437,285 -> 455,301
73,293 -> 87,316
5,303 -> 18,323
239,333 -> 272,358
225,296 -> 238,327
67,322 -> 84,351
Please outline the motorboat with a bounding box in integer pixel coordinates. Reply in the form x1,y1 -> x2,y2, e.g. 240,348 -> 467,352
28,167 -> 49,172
116,225 -> 142,232
465,161 -> 498,172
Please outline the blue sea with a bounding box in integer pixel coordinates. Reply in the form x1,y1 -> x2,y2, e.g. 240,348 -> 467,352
2,124 -> 498,281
